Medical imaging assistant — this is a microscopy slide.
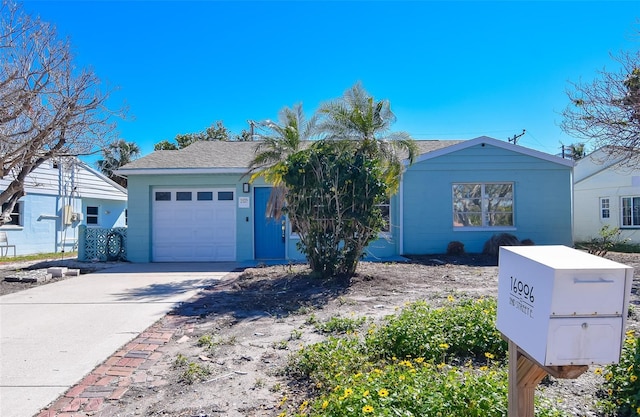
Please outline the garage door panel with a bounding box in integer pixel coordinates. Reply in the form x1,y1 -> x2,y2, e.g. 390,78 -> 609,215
193,208 -> 214,222
193,245 -> 216,258
152,189 -> 236,262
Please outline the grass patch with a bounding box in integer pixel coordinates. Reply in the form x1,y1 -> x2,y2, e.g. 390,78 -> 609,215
610,242 -> 640,253
0,251 -> 78,263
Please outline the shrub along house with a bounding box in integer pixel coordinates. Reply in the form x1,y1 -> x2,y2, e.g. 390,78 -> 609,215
116,136 -> 573,263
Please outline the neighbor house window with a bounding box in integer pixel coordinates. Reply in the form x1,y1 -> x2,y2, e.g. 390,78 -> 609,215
600,198 -> 610,219
1,202 -> 21,226
452,183 -> 514,228
377,199 -> 390,233
86,206 -> 99,225
621,196 -> 640,227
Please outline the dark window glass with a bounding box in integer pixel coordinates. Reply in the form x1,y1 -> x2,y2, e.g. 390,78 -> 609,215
155,192 -> 171,201
218,191 -> 234,201
601,198 -> 610,219
176,192 -> 192,201
86,206 -> 99,225
621,197 -> 640,226
197,192 -> 213,201
1,202 -> 21,226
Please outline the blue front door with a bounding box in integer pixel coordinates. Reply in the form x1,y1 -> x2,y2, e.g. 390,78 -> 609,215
254,187 -> 286,259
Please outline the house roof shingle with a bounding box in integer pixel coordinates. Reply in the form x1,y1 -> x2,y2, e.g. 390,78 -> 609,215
118,139 -> 464,171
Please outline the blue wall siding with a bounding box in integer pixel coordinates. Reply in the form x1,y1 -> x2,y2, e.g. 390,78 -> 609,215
126,174 -> 256,263
1,193 -> 126,256
82,198 -> 127,229
126,144 -> 572,262
126,173 -> 400,263
4,194 -> 59,255
402,144 -> 573,254
125,176 -> 152,262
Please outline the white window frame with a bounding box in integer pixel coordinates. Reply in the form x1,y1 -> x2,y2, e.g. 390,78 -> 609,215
621,196 -> 640,228
288,199 -> 392,238
288,216 -> 300,239
452,182 -> 515,230
377,198 -> 391,235
600,197 -> 610,219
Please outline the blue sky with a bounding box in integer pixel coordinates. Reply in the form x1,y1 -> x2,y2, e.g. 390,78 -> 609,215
21,1 -> 640,163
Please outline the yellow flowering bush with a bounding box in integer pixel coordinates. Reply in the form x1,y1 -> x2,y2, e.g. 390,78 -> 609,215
365,298 -> 507,362
286,299 -> 565,417
599,331 -> 640,415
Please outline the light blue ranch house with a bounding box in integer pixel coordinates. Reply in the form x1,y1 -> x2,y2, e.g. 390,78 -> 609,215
0,157 -> 127,256
116,136 -> 573,263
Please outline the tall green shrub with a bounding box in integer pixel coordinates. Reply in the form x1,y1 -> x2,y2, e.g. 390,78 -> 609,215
283,140 -> 389,278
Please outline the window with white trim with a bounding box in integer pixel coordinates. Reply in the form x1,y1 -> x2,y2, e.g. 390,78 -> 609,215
453,183 -> 514,228
86,206 -> 99,225
1,202 -> 21,226
377,199 -> 390,233
600,198 -> 610,219
621,196 -> 640,227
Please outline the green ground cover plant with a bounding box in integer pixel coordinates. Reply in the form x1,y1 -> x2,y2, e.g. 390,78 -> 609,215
599,331 -> 640,416
366,297 -> 507,363
283,297 -> 567,417
173,353 -> 211,384
314,315 -> 368,335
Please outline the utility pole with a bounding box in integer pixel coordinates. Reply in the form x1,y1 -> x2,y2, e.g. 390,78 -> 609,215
508,129 -> 526,145
248,120 -> 256,141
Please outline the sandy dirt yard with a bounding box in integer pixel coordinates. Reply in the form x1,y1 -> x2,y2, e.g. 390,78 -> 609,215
3,252 -> 639,417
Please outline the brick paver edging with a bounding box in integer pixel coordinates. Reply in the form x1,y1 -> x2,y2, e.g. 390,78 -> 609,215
35,315 -> 196,417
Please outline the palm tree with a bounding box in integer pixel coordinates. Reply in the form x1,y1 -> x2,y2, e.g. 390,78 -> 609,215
569,142 -> 586,160
97,139 -> 141,187
316,82 -> 418,192
248,103 -> 317,217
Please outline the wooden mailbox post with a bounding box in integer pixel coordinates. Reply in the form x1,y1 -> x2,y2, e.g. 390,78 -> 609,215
507,339 -> 587,417
496,246 -> 633,417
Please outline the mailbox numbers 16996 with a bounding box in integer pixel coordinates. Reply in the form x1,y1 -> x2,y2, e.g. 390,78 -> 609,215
510,276 -> 534,303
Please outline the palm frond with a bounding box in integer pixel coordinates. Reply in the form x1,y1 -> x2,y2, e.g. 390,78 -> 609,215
315,82 -> 417,191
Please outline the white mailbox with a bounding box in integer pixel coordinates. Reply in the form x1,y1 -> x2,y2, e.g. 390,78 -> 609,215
497,245 -> 633,366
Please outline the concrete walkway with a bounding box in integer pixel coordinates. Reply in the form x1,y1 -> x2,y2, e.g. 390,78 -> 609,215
0,262 -> 237,417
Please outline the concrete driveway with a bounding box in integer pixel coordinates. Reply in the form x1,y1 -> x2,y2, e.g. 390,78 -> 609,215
0,262 -> 237,417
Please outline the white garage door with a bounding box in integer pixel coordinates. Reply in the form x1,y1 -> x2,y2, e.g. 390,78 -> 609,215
152,188 -> 236,262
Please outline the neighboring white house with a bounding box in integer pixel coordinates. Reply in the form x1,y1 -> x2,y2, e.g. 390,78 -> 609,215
574,148 -> 640,244
0,157 -> 127,256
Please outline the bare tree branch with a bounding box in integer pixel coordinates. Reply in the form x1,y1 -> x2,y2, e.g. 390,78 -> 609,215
0,0 -> 121,223
562,48 -> 640,166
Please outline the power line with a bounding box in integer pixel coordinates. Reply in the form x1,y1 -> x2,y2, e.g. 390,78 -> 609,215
508,129 -> 526,145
